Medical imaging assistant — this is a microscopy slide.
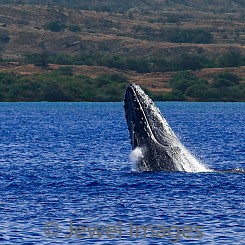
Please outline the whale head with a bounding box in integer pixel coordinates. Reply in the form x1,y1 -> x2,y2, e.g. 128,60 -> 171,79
124,83 -> 180,171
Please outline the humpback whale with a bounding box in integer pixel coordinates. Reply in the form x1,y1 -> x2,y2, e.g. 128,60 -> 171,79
124,83 -> 209,172
124,83 -> 244,173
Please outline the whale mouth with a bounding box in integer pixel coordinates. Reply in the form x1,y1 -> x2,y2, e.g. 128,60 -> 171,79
124,83 -> 176,149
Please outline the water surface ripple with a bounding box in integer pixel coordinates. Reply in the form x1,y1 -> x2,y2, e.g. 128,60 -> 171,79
0,102 -> 244,244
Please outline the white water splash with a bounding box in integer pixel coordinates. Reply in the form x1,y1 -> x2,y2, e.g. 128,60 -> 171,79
129,145 -> 211,172
174,144 -> 212,172
129,147 -> 143,171
130,147 -> 143,162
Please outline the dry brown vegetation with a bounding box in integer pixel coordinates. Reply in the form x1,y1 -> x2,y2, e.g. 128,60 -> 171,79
0,3 -> 244,60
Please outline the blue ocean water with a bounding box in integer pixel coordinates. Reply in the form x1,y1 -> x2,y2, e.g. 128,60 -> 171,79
0,102 -> 244,244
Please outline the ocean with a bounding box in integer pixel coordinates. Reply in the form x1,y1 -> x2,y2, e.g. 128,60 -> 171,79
0,102 -> 244,244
